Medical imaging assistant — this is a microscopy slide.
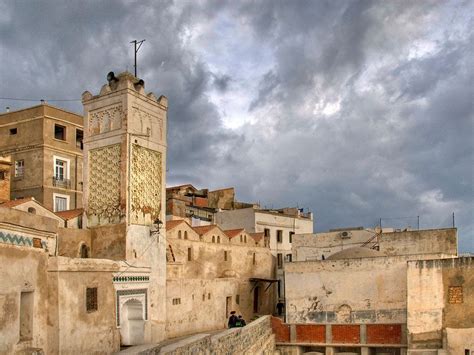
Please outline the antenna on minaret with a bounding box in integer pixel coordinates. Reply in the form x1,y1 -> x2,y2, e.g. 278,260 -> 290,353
130,39 -> 146,77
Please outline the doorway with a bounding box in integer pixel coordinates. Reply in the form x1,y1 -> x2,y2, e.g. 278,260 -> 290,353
253,286 -> 260,313
120,299 -> 145,346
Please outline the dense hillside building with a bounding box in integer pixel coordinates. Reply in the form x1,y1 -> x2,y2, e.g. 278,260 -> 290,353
0,104 -> 84,211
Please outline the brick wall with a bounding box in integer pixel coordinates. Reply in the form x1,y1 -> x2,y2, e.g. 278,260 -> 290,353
295,324 -> 325,343
366,324 -> 402,344
271,317 -> 290,342
332,325 -> 360,344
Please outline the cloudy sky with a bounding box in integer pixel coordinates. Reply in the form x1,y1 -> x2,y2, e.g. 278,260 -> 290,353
1,0 -> 472,251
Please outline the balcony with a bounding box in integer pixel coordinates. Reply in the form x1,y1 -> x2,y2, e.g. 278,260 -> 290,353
52,177 -> 71,189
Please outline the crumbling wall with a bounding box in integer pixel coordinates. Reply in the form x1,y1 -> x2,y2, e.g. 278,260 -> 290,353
407,257 -> 474,350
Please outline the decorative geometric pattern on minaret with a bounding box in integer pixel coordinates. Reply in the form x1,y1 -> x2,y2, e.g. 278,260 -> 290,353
88,144 -> 122,218
130,144 -> 162,224
132,106 -> 164,141
89,104 -> 123,135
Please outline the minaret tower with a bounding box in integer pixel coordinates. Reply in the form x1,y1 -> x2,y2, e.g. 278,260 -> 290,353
82,71 -> 168,342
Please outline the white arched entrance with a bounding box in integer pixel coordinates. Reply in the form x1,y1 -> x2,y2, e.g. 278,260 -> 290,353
120,299 -> 145,345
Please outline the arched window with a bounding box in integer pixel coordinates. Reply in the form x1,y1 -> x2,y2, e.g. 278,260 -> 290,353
80,244 -> 89,258
244,235 -> 247,243
27,207 -> 36,214
178,230 -> 182,239
184,231 -> 188,240
212,236 -> 215,243
240,235 -> 243,242
217,236 -> 221,243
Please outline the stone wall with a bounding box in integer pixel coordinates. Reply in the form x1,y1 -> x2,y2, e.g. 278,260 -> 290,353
57,227 -> 91,257
123,315 -> 275,354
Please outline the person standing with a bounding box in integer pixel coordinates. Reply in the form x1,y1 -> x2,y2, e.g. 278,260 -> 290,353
228,311 -> 238,328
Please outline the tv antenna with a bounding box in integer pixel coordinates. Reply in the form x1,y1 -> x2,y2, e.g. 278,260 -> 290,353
130,39 -> 145,77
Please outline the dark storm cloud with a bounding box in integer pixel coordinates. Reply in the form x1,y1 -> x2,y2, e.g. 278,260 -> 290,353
0,0 -> 472,251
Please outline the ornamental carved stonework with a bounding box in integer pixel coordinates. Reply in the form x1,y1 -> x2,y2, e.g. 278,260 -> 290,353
130,144 -> 162,224
88,144 -> 122,218
132,106 -> 163,140
89,104 -> 123,135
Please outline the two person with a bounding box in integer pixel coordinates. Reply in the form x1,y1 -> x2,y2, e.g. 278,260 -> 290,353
228,311 -> 246,328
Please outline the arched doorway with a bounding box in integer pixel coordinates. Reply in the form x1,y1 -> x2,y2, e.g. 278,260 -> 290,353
120,299 -> 145,345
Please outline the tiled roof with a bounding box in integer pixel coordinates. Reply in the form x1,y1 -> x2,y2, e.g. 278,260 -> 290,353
192,225 -> 218,236
0,197 -> 34,208
224,228 -> 245,239
55,208 -> 83,220
166,219 -> 187,231
250,232 -> 264,242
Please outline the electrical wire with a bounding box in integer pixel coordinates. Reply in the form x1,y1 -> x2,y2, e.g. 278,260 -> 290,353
0,97 -> 81,102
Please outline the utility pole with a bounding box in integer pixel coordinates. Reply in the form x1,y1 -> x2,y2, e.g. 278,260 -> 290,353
130,39 -> 145,77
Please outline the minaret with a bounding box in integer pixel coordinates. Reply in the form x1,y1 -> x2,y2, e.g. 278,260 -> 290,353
82,71 -> 168,342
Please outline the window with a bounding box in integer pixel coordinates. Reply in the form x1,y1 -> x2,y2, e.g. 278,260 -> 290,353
277,230 -> 283,243
184,231 -> 188,240
187,247 -> 192,261
236,295 -> 240,305
27,207 -> 36,214
86,287 -> 98,312
54,124 -> 66,140
0,171 -> 5,180
240,235 -> 243,242
14,160 -> 24,177
10,128 -> 17,135
277,253 -> 283,269
287,254 -> 292,262
244,235 -> 247,243
217,236 -> 221,243
448,286 -> 463,304
172,298 -> 181,305
289,231 -> 295,243
212,236 -> 215,243
76,129 -> 83,149
224,250 -> 228,261
20,291 -> 34,341
55,159 -> 67,180
264,228 -> 270,237
208,293 -> 211,300
178,230 -> 182,239
253,253 -> 256,265
202,294 -> 206,301
54,194 -> 69,212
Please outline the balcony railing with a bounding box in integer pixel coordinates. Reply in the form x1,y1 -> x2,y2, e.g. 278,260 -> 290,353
52,177 -> 71,189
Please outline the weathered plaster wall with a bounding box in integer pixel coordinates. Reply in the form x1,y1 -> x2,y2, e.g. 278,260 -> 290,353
0,244 -> 49,354
167,233 -> 273,280
379,228 -> 457,257
47,257 -> 121,354
90,222 -> 126,260
445,327 -> 474,354
285,254 -> 452,325
407,257 -> 474,350
57,227 -> 91,257
293,229 -> 376,262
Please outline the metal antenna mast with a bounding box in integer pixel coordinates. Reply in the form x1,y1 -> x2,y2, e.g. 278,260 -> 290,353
130,39 -> 146,77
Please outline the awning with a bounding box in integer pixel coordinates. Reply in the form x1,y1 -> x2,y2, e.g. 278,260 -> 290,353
249,278 -> 279,292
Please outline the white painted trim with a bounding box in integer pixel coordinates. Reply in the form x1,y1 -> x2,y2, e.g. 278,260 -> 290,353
53,193 -> 70,212
53,155 -> 71,179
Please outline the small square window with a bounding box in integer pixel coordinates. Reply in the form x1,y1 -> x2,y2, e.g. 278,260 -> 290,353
54,124 -> 66,141
10,128 -> 17,135
86,287 -> 98,312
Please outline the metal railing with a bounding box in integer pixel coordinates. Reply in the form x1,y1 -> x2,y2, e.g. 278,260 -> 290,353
52,177 -> 71,189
